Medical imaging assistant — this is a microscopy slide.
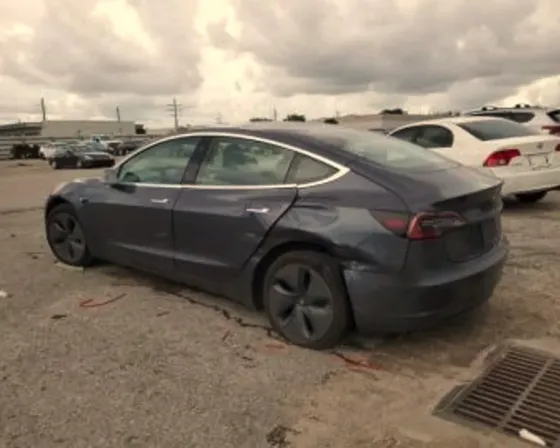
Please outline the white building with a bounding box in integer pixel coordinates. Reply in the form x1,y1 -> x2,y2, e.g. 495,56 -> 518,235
0,120 -> 137,138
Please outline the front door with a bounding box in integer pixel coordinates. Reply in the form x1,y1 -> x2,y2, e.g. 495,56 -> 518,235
172,135 -> 298,283
81,136 -> 203,275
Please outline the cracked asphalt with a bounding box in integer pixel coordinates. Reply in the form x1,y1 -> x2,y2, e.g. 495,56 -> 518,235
1,160 -> 560,448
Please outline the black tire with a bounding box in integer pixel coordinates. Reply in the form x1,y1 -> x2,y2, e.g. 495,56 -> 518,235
46,203 -> 94,267
76,159 -> 83,169
263,250 -> 351,350
50,159 -> 59,170
516,191 -> 547,203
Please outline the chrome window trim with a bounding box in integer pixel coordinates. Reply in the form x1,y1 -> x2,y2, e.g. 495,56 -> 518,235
112,131 -> 350,190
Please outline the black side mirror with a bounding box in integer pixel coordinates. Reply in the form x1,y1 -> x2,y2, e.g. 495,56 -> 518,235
103,168 -> 119,186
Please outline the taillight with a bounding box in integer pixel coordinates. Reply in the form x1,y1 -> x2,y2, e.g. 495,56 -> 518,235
407,211 -> 465,240
542,125 -> 560,135
371,210 -> 465,240
483,149 -> 521,167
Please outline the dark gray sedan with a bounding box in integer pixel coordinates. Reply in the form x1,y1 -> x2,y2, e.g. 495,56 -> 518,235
44,124 -> 508,349
48,144 -> 115,169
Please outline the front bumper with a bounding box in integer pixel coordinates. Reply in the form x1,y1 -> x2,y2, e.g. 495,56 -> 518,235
344,239 -> 508,334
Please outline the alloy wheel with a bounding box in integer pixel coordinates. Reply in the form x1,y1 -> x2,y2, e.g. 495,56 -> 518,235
268,263 -> 334,342
47,213 -> 87,264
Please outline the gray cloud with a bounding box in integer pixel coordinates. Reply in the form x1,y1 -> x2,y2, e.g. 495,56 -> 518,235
208,0 -> 560,106
0,0 -> 203,97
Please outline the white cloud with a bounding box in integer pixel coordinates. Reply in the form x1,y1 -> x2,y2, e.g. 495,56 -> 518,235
0,0 -> 559,130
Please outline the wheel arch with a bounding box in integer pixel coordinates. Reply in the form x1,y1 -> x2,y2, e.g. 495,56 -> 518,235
45,195 -> 72,219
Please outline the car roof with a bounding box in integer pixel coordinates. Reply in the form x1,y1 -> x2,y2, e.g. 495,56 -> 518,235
173,123 -> 387,164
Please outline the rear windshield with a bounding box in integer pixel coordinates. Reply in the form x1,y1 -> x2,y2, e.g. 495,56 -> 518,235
299,127 -> 458,171
457,119 -> 540,141
548,110 -> 560,123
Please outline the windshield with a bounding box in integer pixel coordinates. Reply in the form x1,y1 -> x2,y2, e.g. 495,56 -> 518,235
300,127 -> 458,171
458,119 -> 540,141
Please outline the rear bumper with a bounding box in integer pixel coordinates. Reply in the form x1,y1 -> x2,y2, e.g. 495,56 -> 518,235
495,166 -> 560,195
344,239 -> 508,334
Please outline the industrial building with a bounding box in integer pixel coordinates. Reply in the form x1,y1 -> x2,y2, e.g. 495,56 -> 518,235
0,120 -> 138,138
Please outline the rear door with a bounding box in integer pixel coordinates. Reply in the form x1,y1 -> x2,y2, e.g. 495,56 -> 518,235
172,135 -> 298,283
80,136 -> 204,275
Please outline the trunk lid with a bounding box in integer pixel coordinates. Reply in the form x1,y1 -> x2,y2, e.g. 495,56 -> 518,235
485,135 -> 560,171
349,161 -> 503,263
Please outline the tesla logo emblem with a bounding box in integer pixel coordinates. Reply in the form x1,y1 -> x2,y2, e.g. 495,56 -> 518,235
537,143 -> 543,149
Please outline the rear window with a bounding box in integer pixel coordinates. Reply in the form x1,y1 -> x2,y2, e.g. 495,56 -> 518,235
298,127 -> 457,171
457,119 -> 540,141
548,110 -> 560,123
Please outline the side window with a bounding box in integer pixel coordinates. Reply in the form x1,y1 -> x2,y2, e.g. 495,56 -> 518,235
117,137 -> 200,185
390,127 -> 419,142
285,154 -> 338,184
508,112 -> 534,123
195,137 -> 295,186
415,126 -> 454,148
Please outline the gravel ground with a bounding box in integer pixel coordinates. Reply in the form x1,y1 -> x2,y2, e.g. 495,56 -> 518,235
1,160 -> 559,448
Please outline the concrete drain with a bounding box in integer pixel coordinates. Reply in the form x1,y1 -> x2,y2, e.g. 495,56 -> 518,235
435,345 -> 560,447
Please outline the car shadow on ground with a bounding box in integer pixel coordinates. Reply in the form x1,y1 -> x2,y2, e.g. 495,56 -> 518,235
501,195 -> 559,217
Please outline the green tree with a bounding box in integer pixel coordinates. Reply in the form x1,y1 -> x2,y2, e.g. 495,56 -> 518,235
323,118 -> 339,124
283,114 -> 306,122
249,117 -> 273,122
380,108 -> 406,115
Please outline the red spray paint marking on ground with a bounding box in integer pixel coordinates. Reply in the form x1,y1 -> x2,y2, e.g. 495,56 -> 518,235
79,293 -> 126,309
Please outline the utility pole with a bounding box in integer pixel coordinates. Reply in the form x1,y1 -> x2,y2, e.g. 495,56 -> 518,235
166,97 -> 181,132
216,113 -> 223,124
272,106 -> 278,121
116,106 -> 122,134
40,97 -> 47,122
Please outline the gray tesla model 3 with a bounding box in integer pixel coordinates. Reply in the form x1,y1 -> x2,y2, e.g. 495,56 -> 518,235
45,124 -> 508,349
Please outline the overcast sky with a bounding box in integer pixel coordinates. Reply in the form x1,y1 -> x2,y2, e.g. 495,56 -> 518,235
1,0 -> 559,128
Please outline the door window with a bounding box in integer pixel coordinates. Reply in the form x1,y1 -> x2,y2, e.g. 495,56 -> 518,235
195,137 -> 295,186
414,126 -> 454,148
285,154 -> 338,184
117,137 -> 200,185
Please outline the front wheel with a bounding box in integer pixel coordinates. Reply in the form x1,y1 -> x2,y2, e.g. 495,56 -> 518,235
50,159 -> 58,170
46,204 -> 94,267
263,251 -> 351,350
516,191 -> 547,203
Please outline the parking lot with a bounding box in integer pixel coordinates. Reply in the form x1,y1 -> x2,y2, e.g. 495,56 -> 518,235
1,159 -> 560,448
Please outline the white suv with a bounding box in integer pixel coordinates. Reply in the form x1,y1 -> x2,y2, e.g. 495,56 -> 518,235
464,104 -> 560,136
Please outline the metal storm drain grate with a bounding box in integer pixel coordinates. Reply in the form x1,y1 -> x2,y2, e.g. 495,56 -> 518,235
435,345 -> 560,447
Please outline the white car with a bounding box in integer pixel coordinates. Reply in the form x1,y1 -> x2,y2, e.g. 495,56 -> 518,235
39,141 -> 78,159
389,116 -> 560,203
464,104 -> 560,136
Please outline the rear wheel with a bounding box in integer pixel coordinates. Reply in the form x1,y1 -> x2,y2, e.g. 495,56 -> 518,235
263,251 -> 351,350
50,159 -> 58,169
46,204 -> 94,267
76,159 -> 83,169
516,191 -> 547,203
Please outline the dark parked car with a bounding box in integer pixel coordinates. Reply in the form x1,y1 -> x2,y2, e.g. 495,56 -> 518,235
113,139 -> 146,156
48,144 -> 115,169
44,125 -> 508,349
